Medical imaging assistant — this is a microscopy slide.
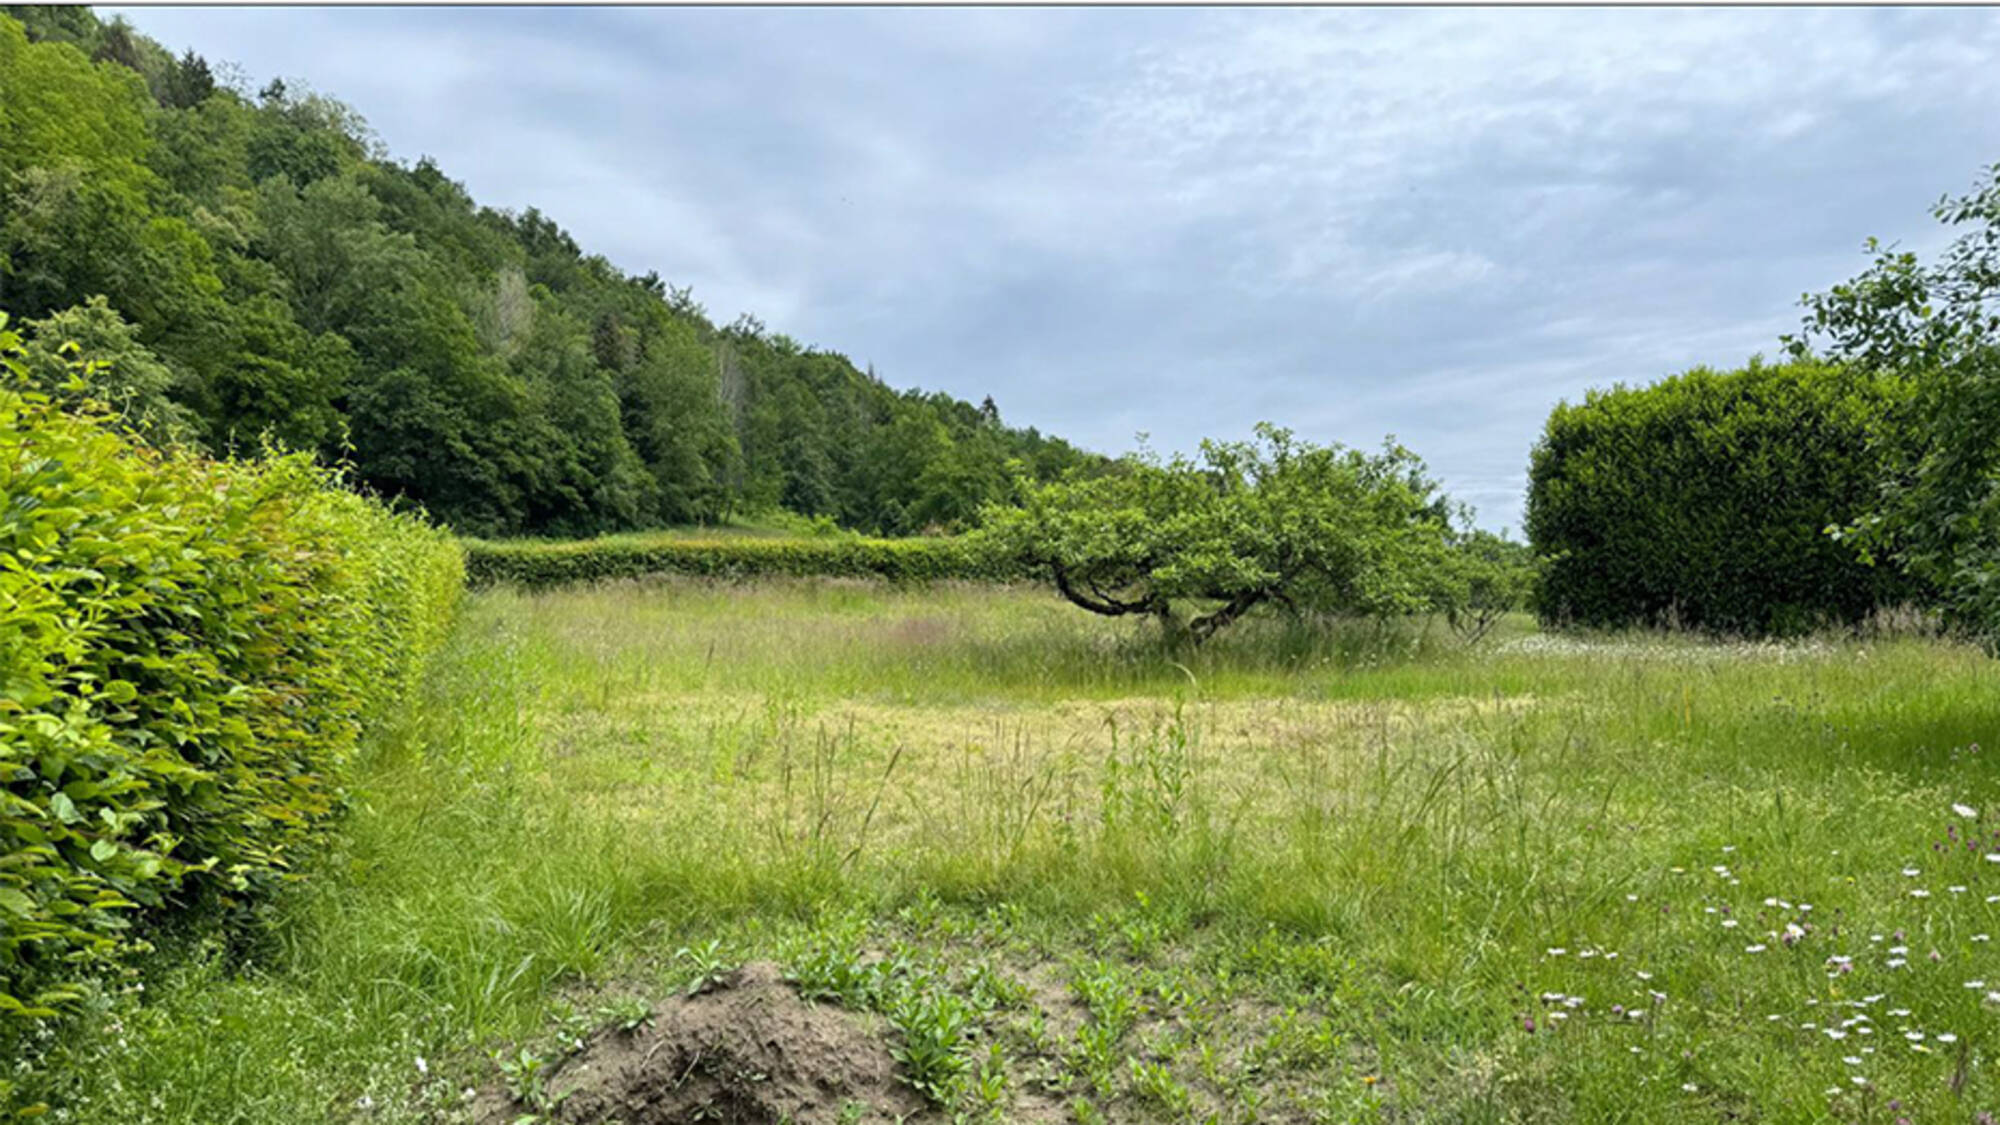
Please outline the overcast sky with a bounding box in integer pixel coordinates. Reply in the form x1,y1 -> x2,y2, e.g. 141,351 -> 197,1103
111,6 -> 2000,531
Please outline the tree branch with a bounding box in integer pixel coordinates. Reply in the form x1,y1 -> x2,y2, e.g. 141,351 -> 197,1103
1051,560 -> 1150,617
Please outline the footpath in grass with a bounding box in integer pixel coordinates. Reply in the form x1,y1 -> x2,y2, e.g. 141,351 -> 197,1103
39,580 -> 2000,1123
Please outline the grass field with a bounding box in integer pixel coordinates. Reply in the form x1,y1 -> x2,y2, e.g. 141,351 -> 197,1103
34,579 -> 2000,1123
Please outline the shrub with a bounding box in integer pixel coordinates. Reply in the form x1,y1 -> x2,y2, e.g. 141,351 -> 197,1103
1435,528 -> 1538,644
463,533 -> 1022,589
1525,359 -> 1916,634
0,313 -> 462,1036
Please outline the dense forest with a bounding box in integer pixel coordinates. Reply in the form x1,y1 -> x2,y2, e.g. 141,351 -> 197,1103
0,6 -> 1094,538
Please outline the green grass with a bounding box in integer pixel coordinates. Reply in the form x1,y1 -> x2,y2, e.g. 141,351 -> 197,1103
29,579 -> 2000,1122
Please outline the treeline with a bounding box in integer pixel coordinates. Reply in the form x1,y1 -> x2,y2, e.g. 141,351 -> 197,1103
0,7 -> 1093,538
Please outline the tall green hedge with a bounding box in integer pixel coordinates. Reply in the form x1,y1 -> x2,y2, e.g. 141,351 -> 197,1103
0,316 -> 463,1030
464,533 -> 1023,589
1525,359 -> 1916,634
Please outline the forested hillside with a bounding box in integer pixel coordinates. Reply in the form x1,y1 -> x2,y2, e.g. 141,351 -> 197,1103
0,7 -> 1092,537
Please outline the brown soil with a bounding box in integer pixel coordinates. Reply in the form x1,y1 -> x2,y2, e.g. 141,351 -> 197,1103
477,961 -> 928,1125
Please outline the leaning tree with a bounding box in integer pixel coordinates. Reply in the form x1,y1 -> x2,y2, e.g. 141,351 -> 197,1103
980,423 -> 1457,646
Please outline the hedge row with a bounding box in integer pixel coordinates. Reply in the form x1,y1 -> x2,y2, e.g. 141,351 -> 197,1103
1526,359 -> 1916,634
0,318 -> 463,1028
463,533 -> 1025,589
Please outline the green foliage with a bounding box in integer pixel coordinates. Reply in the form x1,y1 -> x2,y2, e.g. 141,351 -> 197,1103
1435,527 -> 1538,644
980,423 -> 1456,645
464,532 -> 1021,590
0,313 -> 462,1046
0,8 -> 1096,540
1526,359 -> 1917,634
1788,162 -> 2000,642
13,295 -> 190,441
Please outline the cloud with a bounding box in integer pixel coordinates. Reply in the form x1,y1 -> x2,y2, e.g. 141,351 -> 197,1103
109,6 -> 2000,530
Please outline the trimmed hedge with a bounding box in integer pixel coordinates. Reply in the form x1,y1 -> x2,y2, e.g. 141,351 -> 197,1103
1526,359 -> 1916,634
0,318 -> 463,1028
464,533 -> 1023,589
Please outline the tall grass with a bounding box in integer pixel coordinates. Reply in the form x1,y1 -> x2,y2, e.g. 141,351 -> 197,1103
34,580 -> 2000,1122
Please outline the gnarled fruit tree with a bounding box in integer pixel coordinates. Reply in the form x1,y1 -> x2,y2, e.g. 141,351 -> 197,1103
980,424 -> 1456,646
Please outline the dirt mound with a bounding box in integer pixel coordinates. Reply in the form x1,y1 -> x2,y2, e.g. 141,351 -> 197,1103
485,961 -> 928,1125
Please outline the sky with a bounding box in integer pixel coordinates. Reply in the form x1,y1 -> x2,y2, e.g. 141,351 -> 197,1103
111,6 -> 2000,531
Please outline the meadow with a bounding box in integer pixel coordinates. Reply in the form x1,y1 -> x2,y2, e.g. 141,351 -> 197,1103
34,578 -> 2000,1123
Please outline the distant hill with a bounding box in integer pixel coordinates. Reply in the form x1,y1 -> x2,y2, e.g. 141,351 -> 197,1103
0,6 -> 1095,537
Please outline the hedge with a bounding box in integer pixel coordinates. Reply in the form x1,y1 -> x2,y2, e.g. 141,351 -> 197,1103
464,533 -> 1024,589
1525,358 -> 1917,634
0,317 -> 463,1032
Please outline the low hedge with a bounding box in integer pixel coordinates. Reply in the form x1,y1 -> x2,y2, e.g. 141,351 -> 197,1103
0,316 -> 463,1032
1526,358 -> 1917,634
464,533 -> 1023,589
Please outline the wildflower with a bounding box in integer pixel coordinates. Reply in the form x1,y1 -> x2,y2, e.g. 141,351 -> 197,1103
1966,980 -> 1988,989
1824,1028 -> 1848,1040
1889,1008 -> 1912,1017
1987,854 -> 2000,864
1745,944 -> 1767,953
1843,1056 -> 1863,1065
1681,1083 -> 1697,1093
1911,889 -> 1932,899
1889,945 -> 1908,955
1974,934 -> 1991,943
1887,958 -> 1908,968
415,1057 -> 428,1076
1546,948 -> 1567,957
1905,1031 -> 1925,1042
1722,919 -> 1739,929
1955,804 -> 1979,819
1904,867 -> 1922,877
1950,885 -> 1969,894
1852,1076 -> 1870,1087
1635,970 -> 1653,981
1783,923 -> 1807,946
1938,1032 -> 1959,1043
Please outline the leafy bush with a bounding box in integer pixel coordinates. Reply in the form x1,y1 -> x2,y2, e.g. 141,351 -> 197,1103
463,533 -> 1022,589
1435,528 -> 1538,644
0,313 -> 462,1034
979,424 -> 1457,646
1525,359 -> 1916,634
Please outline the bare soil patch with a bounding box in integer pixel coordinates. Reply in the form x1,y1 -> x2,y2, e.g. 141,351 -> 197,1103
478,962 -> 927,1124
